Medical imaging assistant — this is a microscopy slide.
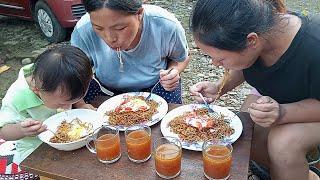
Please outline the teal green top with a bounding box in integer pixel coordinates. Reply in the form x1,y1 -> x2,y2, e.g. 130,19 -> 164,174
0,64 -> 57,163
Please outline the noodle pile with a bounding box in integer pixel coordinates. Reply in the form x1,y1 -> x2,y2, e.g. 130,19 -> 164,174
107,96 -> 158,126
214,68 -> 230,102
169,109 -> 234,142
50,118 -> 93,143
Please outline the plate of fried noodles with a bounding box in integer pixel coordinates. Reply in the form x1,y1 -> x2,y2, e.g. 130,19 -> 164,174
160,104 -> 243,151
97,92 -> 168,131
38,109 -> 103,151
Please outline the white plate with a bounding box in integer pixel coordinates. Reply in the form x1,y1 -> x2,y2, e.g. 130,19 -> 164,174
160,104 -> 243,151
38,109 -> 104,151
97,92 -> 168,131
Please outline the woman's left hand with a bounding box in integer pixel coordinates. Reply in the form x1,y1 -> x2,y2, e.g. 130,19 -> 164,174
78,103 -> 97,110
73,99 -> 97,110
159,68 -> 180,91
248,96 -> 281,127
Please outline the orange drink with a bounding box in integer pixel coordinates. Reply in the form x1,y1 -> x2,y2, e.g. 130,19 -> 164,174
96,134 -> 121,162
86,125 -> 121,164
154,136 -> 182,179
202,141 -> 233,180
125,125 -> 151,163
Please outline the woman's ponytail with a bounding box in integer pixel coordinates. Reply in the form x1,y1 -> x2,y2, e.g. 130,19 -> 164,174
269,0 -> 286,13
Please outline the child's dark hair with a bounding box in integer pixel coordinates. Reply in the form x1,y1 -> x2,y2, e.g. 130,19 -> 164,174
32,45 -> 92,100
190,0 -> 286,51
82,0 -> 142,14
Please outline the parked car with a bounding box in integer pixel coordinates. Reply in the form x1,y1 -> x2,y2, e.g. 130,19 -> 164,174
0,0 -> 86,42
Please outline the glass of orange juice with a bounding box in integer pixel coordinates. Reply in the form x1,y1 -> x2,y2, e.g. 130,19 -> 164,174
154,136 -> 182,179
125,124 -> 151,163
86,125 -> 121,164
202,140 -> 233,180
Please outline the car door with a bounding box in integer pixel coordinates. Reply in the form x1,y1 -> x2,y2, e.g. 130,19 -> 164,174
0,0 -> 32,19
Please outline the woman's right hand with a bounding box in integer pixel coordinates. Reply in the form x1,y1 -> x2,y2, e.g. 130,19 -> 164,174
19,118 -> 47,137
189,81 -> 220,103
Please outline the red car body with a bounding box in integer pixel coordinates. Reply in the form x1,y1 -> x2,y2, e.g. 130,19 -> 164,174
0,0 -> 86,42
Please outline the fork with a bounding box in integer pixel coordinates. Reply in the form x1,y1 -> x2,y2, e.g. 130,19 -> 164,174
146,68 -> 174,100
198,92 -> 221,119
92,76 -> 114,96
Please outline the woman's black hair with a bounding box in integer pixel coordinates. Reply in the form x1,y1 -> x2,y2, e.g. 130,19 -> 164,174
32,45 -> 93,100
190,0 -> 286,51
82,0 -> 142,14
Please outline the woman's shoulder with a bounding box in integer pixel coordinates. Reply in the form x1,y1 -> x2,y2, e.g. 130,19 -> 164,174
304,14 -> 320,40
71,13 -> 98,45
143,5 -> 181,27
73,13 -> 94,34
286,13 -> 320,53
295,14 -> 320,65
74,13 -> 90,28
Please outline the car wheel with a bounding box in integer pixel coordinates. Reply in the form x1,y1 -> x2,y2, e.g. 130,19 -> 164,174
35,0 -> 66,43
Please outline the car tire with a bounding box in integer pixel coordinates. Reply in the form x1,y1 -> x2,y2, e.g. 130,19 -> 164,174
35,0 -> 66,43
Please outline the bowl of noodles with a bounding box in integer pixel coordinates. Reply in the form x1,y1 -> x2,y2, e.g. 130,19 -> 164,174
38,109 -> 104,151
160,104 -> 243,151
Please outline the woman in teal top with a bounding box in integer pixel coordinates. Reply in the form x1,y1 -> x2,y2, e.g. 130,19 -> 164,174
71,0 -> 189,104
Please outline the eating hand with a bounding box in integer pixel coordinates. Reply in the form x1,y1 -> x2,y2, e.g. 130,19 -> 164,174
19,118 -> 47,137
160,68 -> 180,91
248,96 -> 281,127
73,100 -> 97,110
76,103 -> 96,110
189,81 -> 220,103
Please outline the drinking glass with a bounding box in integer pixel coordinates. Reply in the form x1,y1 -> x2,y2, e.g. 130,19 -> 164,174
86,125 -> 121,163
154,136 -> 182,179
125,124 -> 152,163
202,140 -> 233,180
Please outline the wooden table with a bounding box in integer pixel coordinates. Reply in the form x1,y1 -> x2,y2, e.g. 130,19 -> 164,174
21,103 -> 253,180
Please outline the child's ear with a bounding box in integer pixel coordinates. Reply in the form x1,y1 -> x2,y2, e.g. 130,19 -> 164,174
31,86 -> 40,94
28,77 -> 40,93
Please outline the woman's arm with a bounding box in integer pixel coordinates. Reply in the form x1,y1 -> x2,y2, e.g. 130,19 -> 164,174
167,56 -> 190,73
160,56 -> 190,91
278,99 -> 320,124
249,97 -> 320,127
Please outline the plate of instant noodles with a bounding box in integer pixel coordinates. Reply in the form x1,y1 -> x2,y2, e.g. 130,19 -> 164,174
97,92 -> 168,131
160,104 -> 243,151
38,109 -> 103,151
